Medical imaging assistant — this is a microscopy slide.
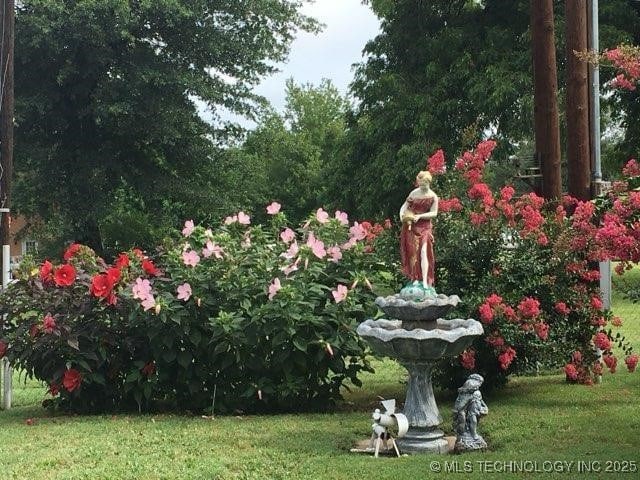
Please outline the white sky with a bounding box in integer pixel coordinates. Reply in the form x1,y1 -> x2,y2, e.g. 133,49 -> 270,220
256,0 -> 380,111
216,0 -> 380,127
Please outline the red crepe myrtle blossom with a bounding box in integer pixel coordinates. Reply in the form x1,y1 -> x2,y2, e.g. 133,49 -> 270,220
564,363 -> 579,381
593,332 -> 612,351
54,264 -> 76,287
427,149 -> 446,175
460,349 -> 476,370
498,347 -> 516,370
62,368 -> 82,392
625,354 -> 639,372
603,354 -> 617,373
40,260 -> 54,283
439,197 -> 463,213
478,303 -> 493,324
554,302 -> 570,315
517,297 -> 541,319
534,322 -> 549,341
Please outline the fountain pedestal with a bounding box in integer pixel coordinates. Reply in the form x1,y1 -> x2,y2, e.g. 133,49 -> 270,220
357,296 -> 483,455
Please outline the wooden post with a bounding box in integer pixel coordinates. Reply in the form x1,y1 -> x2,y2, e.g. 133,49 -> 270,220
0,0 -> 15,411
0,0 -> 14,247
566,0 -> 591,200
531,0 -> 562,199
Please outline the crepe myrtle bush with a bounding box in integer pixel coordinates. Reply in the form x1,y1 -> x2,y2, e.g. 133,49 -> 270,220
0,206 -> 396,413
422,142 -> 637,390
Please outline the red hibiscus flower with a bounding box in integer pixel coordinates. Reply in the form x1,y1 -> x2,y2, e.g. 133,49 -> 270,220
54,264 -> 76,287
42,314 -> 56,334
115,253 -> 130,268
39,260 -> 54,283
63,243 -> 81,261
90,274 -> 112,298
141,361 -> 156,377
106,267 -> 121,285
62,368 -> 82,392
48,383 -> 60,396
0,340 -> 7,358
142,259 -> 160,276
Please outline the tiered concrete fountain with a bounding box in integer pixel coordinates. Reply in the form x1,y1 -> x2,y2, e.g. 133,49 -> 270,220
357,293 -> 483,454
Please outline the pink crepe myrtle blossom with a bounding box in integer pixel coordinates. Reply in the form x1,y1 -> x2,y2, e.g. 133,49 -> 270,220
268,278 -> 282,300
266,202 -> 281,215
182,250 -> 201,267
182,220 -> 195,237
177,283 -> 192,301
335,210 -> 349,225
332,284 -> 348,303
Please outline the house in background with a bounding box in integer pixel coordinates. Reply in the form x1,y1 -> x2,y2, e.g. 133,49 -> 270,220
8,216 -> 38,271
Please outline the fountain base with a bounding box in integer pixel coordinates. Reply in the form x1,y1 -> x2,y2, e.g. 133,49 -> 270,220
397,427 -> 451,454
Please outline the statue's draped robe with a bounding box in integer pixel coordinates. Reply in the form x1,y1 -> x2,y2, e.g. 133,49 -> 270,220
400,196 -> 435,286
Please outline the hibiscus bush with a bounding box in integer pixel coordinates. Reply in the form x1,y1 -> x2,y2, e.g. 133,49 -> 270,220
0,207 -> 396,413
424,142 -> 638,390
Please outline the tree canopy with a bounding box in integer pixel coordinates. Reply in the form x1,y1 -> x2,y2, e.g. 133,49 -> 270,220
14,0 -> 316,255
323,0 -> 640,219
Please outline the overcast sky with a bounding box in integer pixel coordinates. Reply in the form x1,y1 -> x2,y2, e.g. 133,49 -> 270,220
216,0 -> 380,127
256,0 -> 380,111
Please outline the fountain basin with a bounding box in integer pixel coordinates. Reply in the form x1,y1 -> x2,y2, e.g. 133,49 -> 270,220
357,318 -> 482,362
375,294 -> 460,323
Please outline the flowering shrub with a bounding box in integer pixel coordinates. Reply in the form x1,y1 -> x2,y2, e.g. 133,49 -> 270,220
0,208 -> 395,413
601,45 -> 640,91
427,141 -> 637,389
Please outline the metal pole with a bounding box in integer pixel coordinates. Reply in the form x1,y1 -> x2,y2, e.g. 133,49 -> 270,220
1,241 -> 10,409
587,0 -> 611,310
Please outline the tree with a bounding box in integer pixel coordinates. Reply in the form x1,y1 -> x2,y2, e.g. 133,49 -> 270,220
226,79 -> 349,224
325,0 -> 640,219
14,0 -> 316,255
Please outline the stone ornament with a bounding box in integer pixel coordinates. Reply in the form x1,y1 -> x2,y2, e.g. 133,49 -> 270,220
453,374 -> 489,452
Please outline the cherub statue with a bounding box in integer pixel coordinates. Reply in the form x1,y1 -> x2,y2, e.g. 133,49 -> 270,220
453,374 -> 489,452
399,170 -> 439,297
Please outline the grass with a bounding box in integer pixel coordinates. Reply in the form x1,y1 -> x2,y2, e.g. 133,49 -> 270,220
1,273 -> 639,479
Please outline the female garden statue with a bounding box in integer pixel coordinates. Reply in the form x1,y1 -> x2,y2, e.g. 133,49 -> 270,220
399,170 -> 439,296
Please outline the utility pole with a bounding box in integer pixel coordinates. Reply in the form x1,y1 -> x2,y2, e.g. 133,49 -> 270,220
565,0 -> 591,201
0,0 -> 14,255
531,0 -> 562,199
0,0 -> 14,410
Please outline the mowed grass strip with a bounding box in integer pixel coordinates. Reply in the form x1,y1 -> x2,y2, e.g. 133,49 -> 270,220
1,271 -> 639,479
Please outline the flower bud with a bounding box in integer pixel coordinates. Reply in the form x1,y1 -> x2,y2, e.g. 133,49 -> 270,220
350,279 -> 359,290
257,389 -> 262,400
196,297 -> 202,307
155,304 -> 161,315
325,342 -> 334,357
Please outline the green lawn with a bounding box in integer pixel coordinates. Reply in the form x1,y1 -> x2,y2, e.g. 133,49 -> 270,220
1,272 -> 639,480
